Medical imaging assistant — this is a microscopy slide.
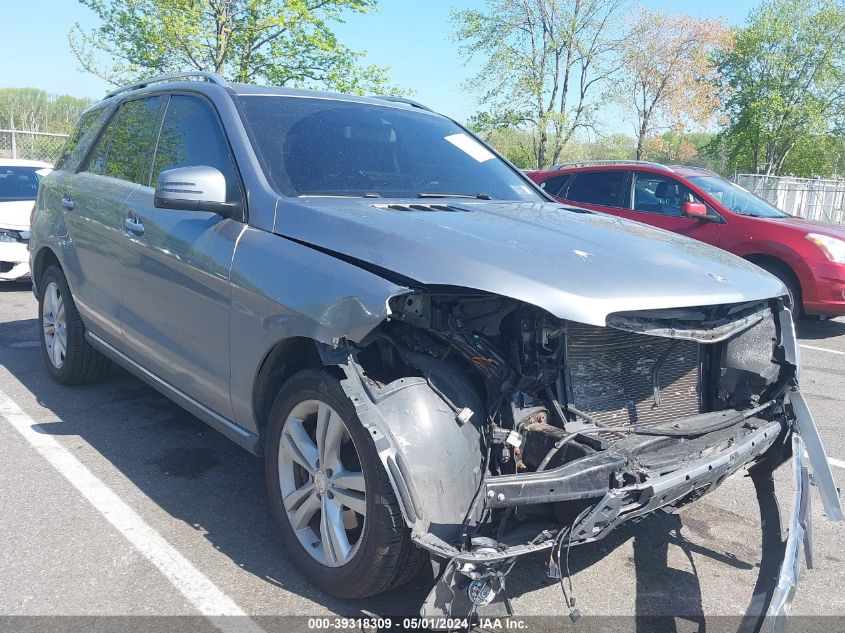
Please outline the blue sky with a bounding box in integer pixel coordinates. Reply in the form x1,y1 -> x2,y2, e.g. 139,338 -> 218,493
1,0 -> 761,127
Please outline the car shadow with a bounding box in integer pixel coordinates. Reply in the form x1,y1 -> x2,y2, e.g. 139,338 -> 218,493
0,281 -> 32,293
0,315 -> 429,618
0,313 -> 782,627
502,506 -> 765,632
796,316 -> 845,340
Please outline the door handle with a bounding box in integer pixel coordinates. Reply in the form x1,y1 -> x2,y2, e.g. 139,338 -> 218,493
124,216 -> 145,235
61,196 -> 74,211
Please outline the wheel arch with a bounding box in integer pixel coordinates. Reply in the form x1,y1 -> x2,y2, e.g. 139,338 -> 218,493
32,246 -> 62,290
252,336 -> 325,436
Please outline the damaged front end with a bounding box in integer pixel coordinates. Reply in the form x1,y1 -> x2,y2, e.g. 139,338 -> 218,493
330,289 -> 842,623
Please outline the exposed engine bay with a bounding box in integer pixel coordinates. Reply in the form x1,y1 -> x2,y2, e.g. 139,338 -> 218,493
326,288 -> 838,621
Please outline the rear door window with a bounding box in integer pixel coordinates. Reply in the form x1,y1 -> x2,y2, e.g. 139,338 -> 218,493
564,171 -> 628,207
55,106 -> 113,172
84,96 -> 166,185
150,95 -> 242,203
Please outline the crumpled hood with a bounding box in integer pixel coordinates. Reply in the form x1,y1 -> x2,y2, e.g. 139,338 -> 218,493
274,199 -> 787,326
0,200 -> 33,231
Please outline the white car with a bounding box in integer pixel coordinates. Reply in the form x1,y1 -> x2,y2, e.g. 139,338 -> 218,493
1,159 -> 52,281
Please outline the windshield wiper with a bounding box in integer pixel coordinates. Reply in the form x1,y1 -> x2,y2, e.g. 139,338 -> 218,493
297,193 -> 381,198
417,192 -> 494,200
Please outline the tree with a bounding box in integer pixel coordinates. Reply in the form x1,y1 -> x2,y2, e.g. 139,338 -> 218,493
714,0 -> 845,175
619,9 -> 729,160
643,130 -> 727,173
0,88 -> 93,133
70,0 -> 399,95
778,135 -> 843,177
453,0 -> 630,169
470,125 -> 537,169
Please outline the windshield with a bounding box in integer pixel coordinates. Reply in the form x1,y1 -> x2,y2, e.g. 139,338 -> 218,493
687,175 -> 788,218
238,95 -> 541,201
0,166 -> 42,202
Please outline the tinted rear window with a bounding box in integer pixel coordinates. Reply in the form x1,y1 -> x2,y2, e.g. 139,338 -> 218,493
237,95 -> 540,201
0,166 -> 41,201
565,171 -> 627,207
55,106 -> 112,172
85,96 -> 166,185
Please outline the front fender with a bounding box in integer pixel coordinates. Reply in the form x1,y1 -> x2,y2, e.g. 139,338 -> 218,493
228,226 -> 409,432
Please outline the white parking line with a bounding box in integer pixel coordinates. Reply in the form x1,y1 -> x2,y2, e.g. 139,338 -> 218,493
800,344 -> 845,356
0,387 -> 265,633
828,457 -> 845,470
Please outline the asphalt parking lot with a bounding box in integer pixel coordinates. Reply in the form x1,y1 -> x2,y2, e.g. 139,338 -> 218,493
0,280 -> 843,632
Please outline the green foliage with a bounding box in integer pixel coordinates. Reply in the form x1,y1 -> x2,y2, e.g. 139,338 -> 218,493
714,132 -> 845,177
0,88 -> 93,133
779,137 -> 841,176
619,9 -> 729,160
715,0 -> 845,176
453,0 -> 628,169
71,0 -> 403,95
643,131 -> 726,173
478,126 -> 732,174
555,133 -> 636,164
475,127 -> 536,169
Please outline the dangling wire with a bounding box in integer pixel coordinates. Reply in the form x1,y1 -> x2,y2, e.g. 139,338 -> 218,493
551,507 -> 591,621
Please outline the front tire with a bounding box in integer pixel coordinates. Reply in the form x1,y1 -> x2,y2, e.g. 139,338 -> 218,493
265,369 -> 426,599
757,261 -> 802,320
38,265 -> 110,385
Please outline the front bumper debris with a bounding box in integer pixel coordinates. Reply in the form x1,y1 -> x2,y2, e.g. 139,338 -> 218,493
420,389 -> 843,623
336,295 -> 841,625
421,419 -> 783,620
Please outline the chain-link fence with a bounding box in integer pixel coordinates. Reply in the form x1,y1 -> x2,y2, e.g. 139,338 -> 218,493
734,173 -> 845,225
0,129 -> 68,165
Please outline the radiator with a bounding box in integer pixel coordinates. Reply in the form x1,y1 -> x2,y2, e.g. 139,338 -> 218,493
565,322 -> 701,430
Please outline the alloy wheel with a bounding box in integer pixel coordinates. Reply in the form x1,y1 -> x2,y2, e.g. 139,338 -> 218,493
277,399 -> 367,567
42,281 -> 67,369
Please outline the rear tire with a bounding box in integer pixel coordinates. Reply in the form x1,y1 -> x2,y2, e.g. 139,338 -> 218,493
38,265 -> 110,385
264,368 -> 425,599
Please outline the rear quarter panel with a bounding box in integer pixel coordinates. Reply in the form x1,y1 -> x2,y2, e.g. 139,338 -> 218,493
30,170 -> 71,286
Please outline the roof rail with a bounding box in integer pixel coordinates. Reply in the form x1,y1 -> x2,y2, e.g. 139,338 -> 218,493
104,72 -> 229,99
549,160 -> 674,172
668,164 -> 718,176
370,95 -> 434,112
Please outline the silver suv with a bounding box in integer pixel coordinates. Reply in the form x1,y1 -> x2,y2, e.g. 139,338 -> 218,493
30,72 -> 841,621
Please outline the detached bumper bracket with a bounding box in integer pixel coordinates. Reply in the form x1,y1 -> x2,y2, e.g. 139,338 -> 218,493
765,433 -> 813,633
764,390 -> 843,632
789,388 -> 844,521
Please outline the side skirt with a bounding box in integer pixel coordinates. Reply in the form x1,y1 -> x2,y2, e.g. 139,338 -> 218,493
86,331 -> 261,455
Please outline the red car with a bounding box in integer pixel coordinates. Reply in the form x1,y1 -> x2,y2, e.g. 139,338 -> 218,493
527,161 -> 845,317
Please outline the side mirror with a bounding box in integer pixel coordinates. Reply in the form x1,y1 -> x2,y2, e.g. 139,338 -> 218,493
682,200 -> 710,220
154,166 -> 238,216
